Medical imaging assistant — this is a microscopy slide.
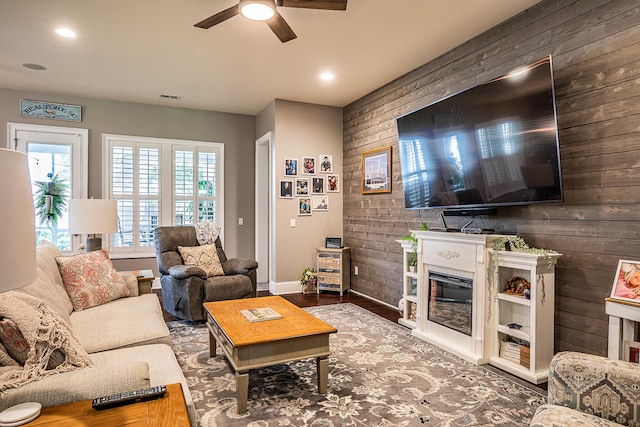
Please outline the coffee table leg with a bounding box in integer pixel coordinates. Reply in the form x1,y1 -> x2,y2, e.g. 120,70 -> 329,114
208,330 -> 217,358
317,357 -> 329,393
236,371 -> 249,413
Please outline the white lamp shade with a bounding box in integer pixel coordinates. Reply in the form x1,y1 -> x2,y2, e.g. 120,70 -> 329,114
68,199 -> 118,234
0,149 -> 36,292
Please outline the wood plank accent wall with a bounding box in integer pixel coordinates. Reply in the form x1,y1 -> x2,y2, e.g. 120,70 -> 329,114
342,0 -> 640,356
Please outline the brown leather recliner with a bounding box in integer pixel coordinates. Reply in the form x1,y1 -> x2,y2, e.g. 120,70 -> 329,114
154,225 -> 258,321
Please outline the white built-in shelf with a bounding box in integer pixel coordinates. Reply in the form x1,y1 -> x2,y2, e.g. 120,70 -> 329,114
489,249 -> 561,384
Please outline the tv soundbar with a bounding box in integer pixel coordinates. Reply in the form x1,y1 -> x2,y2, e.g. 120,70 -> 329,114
442,208 -> 497,217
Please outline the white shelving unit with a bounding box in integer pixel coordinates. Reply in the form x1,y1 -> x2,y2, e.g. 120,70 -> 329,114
398,239 -> 419,329
488,249 -> 561,384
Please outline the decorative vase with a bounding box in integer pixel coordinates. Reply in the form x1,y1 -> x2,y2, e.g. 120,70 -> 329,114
302,278 -> 317,294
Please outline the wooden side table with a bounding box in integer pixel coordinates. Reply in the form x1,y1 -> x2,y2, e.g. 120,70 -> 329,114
23,383 -> 190,426
119,269 -> 155,294
316,247 -> 350,296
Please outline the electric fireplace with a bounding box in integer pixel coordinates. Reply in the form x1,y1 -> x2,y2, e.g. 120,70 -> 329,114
428,271 -> 473,336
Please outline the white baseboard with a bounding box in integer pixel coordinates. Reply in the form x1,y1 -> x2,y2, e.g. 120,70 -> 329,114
269,280 -> 301,295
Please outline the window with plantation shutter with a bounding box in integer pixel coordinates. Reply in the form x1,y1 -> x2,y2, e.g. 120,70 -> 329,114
104,134 -> 223,257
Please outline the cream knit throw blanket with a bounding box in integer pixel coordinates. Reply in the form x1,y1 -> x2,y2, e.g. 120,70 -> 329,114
0,291 -> 94,393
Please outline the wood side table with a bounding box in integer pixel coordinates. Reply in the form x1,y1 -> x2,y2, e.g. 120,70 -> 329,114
120,269 -> 155,294
23,383 -> 190,426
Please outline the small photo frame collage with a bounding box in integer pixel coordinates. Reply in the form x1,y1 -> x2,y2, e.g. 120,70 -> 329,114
280,154 -> 338,216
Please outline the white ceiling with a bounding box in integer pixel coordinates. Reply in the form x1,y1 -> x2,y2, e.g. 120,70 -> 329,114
0,0 -> 541,116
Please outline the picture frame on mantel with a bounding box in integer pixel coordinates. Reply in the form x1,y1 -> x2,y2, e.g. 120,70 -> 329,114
361,146 -> 391,194
610,259 -> 640,303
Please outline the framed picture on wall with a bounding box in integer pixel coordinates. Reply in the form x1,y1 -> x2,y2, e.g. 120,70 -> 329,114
295,178 -> 309,196
284,158 -> 298,176
610,259 -> 640,303
302,157 -> 315,175
362,146 -> 391,194
327,175 -> 339,192
279,180 -> 293,198
319,154 -> 333,173
298,197 -> 311,216
312,196 -> 328,212
312,177 -> 324,194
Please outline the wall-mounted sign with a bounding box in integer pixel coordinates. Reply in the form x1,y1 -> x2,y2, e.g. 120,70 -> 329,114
20,100 -> 82,122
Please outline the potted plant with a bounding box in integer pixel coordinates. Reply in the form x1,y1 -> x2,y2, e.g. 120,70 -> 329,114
34,172 -> 68,230
408,253 -> 418,273
301,267 -> 317,294
400,223 -> 428,272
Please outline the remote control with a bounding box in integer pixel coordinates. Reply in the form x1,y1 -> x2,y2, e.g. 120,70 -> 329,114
92,385 -> 167,410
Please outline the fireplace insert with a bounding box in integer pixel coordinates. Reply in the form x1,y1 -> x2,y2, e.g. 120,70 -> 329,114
427,271 -> 473,336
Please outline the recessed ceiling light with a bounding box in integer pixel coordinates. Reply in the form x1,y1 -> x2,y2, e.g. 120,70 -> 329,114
22,63 -> 47,71
55,28 -> 76,38
320,72 -> 335,81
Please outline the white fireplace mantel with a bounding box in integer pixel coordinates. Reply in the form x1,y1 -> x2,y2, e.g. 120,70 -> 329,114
411,230 -> 506,364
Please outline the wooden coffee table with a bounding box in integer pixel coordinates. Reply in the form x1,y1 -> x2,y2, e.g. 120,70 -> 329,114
204,296 -> 337,413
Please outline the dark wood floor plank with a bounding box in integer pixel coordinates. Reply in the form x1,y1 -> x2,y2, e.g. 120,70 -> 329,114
155,289 -> 400,324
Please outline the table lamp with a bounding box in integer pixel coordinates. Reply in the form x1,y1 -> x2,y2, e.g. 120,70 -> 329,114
68,199 -> 118,252
0,149 -> 36,291
0,149 -> 42,426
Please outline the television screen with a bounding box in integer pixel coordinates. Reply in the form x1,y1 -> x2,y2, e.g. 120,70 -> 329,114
396,56 -> 563,211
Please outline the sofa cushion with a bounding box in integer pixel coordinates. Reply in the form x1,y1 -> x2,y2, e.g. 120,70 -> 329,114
15,240 -> 74,322
70,294 -> 171,353
56,250 -> 130,310
0,361 -> 150,412
89,343 -> 195,424
178,244 -> 224,277
16,272 -> 72,324
35,241 -> 71,301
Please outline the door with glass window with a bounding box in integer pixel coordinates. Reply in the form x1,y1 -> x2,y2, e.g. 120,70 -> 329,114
8,123 -> 88,253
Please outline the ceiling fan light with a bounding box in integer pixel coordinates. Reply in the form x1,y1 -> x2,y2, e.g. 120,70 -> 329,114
239,0 -> 275,21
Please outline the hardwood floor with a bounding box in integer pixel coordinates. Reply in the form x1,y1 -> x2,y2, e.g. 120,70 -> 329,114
154,289 -> 400,323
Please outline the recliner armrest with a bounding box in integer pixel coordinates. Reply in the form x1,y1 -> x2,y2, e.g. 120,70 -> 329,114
167,264 -> 207,280
223,258 -> 258,275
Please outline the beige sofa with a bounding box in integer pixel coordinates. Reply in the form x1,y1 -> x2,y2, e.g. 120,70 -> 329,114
0,241 -> 196,425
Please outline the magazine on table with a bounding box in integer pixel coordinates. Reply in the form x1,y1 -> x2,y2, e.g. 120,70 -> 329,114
241,307 -> 282,322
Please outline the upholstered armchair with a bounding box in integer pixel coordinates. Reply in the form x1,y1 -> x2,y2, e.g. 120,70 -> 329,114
530,351 -> 640,426
154,225 -> 258,321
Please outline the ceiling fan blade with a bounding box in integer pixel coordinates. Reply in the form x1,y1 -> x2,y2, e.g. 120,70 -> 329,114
194,5 -> 240,29
278,0 -> 347,10
266,12 -> 297,43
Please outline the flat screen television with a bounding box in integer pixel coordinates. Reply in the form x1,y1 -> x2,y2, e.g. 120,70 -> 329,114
396,56 -> 563,212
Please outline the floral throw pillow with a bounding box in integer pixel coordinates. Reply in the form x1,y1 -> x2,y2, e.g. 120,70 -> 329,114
178,244 -> 225,277
0,317 -> 65,369
56,250 -> 130,311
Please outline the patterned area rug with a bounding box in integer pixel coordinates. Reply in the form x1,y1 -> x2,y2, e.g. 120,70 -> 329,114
168,303 -> 545,426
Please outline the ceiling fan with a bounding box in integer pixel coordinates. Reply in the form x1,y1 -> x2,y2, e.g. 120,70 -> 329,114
194,0 -> 348,43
